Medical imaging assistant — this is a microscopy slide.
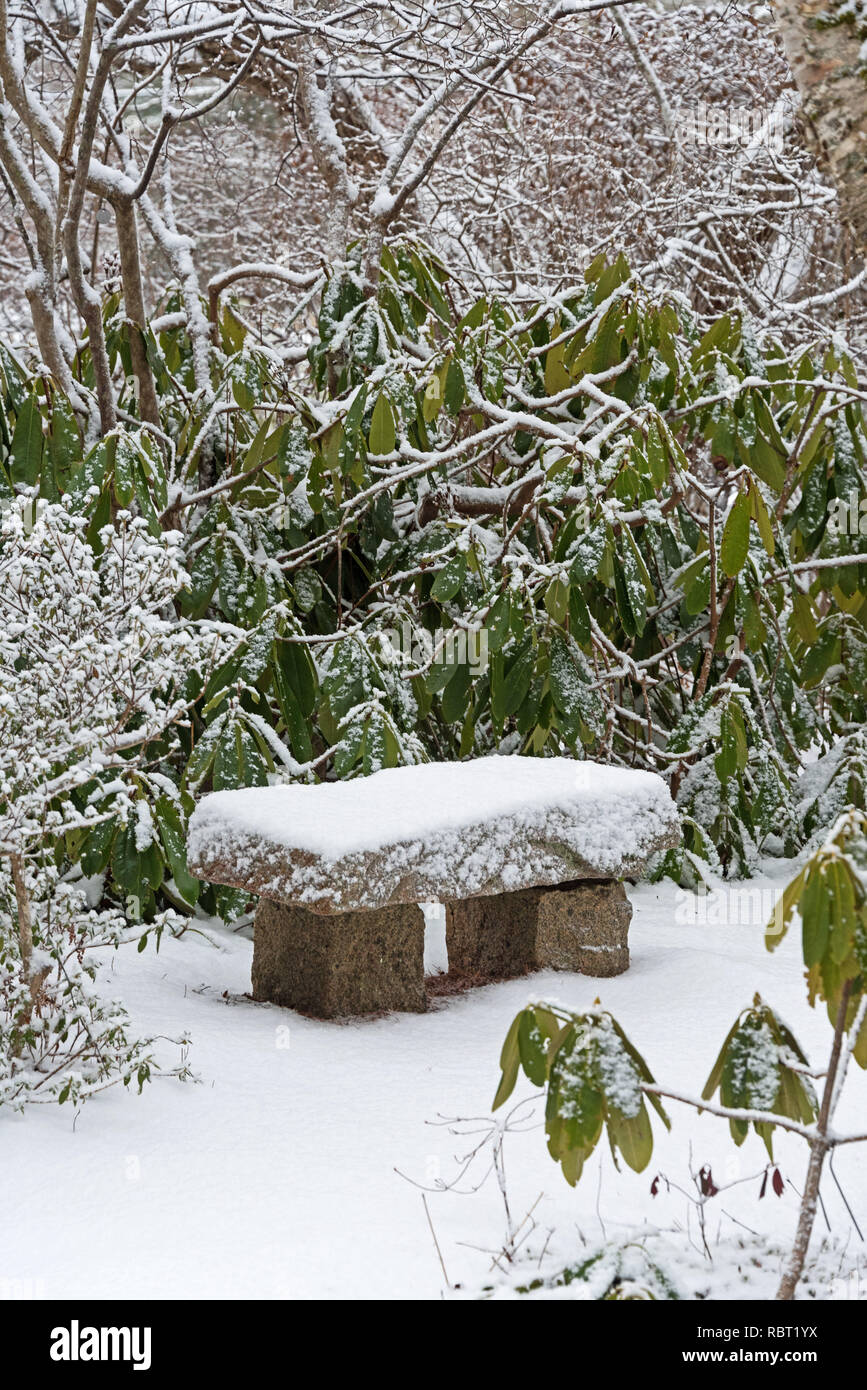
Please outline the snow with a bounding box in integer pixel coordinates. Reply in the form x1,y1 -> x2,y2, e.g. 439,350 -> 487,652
3,861 -> 866,1301
191,758 -> 674,860
370,188 -> 396,218
188,758 -> 680,908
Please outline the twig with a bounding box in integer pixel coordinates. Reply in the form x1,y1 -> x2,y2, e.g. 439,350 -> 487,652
422,1194 -> 451,1290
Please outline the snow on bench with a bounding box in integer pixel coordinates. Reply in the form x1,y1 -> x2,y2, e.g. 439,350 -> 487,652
188,757 -> 680,1018
189,757 -> 677,911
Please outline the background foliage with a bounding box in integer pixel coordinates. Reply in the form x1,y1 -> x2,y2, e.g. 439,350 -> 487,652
2,244 -> 866,919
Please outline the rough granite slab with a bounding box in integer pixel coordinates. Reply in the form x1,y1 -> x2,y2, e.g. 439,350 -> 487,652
187,757 -> 680,915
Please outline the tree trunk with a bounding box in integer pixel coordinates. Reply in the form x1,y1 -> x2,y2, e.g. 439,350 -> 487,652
776,980 -> 852,1299
9,851 -> 33,981
771,0 -> 867,250
114,198 -> 162,429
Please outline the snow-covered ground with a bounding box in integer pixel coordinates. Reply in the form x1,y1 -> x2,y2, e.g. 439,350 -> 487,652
3,864 -> 866,1301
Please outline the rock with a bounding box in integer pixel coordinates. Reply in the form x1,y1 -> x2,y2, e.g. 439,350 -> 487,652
446,879 -> 632,981
252,897 -> 426,1018
445,888 -> 541,979
534,880 -> 631,976
188,759 -> 679,1016
188,758 -> 680,914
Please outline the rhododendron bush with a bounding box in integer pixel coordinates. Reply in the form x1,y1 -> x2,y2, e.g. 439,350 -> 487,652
0,502 -> 229,1104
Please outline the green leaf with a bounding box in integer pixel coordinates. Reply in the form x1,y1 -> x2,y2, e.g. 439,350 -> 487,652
444,359 -> 465,414
67,439 -> 110,510
544,331 -> 572,396
518,1008 -> 549,1086
502,640 -> 534,716
568,585 -> 591,646
111,823 -> 143,901
185,716 -> 226,790
798,457 -> 828,536
275,638 -> 317,717
827,860 -> 854,966
155,796 -> 200,904
441,661 -> 470,723
645,421 -> 668,488
720,490 -> 751,577
80,817 -> 116,878
614,555 -> 643,637
608,1102 -> 654,1173
243,414 -> 273,473
211,722 -> 269,791
765,867 -> 805,952
369,393 -> 396,455
549,634 -> 584,716
9,393 -> 43,485
422,363 -> 446,423
801,628 -> 840,688
430,553 -> 466,602
332,719 -> 364,777
493,1012 -> 523,1110
295,567 -> 322,614
458,298 -> 486,332
544,576 -> 570,625
113,434 -> 137,506
707,998 -> 817,1158
790,592 -> 818,646
744,432 -> 786,493
274,658 -> 314,763
486,592 -> 512,652
694,314 -> 735,361
702,1015 -> 743,1102
748,481 -> 775,556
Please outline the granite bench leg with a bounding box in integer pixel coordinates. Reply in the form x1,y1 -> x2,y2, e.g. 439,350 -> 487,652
533,880 -> 631,977
444,888 -> 540,979
252,898 -> 426,1018
445,880 -> 631,981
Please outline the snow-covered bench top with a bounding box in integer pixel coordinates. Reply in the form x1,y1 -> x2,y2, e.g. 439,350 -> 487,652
187,758 -> 680,915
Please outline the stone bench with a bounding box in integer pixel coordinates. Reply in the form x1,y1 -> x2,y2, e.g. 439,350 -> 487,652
187,757 -> 680,1018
